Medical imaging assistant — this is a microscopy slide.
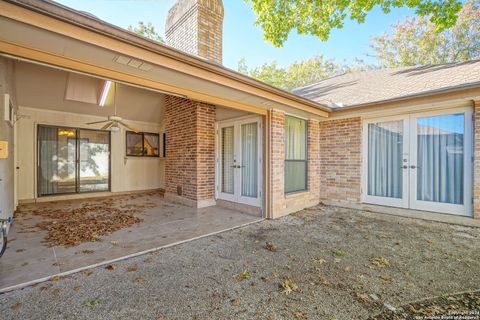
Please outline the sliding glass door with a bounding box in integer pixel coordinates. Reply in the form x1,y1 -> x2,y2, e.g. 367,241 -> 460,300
37,125 -> 110,196
364,109 -> 472,216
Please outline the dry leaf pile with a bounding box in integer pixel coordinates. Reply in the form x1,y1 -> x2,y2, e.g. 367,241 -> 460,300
30,197 -> 155,246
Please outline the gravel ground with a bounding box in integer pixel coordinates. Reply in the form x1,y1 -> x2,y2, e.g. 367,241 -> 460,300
1,205 -> 479,320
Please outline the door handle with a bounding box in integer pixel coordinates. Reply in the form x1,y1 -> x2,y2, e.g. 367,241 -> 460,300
410,165 -> 419,169
401,165 -> 408,169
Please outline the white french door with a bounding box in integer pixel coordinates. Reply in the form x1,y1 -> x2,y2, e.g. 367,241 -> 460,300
363,108 -> 472,216
216,116 -> 262,207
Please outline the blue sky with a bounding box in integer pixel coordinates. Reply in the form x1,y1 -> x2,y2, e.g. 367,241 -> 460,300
55,0 -> 416,70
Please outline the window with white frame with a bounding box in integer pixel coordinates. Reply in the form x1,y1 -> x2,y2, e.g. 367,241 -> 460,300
284,115 -> 307,193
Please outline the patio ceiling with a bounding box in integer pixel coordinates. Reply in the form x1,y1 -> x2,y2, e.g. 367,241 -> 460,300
14,61 -> 166,123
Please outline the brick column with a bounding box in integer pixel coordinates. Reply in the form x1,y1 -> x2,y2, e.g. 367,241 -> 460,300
164,95 -> 216,208
473,101 -> 480,219
307,119 -> 320,200
270,109 -> 285,215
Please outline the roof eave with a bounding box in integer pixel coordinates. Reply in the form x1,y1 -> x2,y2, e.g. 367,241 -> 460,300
4,0 -> 331,113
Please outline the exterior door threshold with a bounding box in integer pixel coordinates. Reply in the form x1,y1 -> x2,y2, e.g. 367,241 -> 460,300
216,199 -> 262,217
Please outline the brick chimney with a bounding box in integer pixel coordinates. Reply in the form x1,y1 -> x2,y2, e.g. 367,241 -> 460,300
165,0 -> 224,64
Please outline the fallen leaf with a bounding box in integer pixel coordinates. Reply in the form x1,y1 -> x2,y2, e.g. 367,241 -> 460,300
235,269 -> 250,281
83,298 -> 101,307
356,293 -> 370,303
135,277 -> 145,284
127,266 -> 139,272
111,240 -> 118,246
144,257 -> 155,263
312,257 -> 326,264
292,310 -> 307,319
81,269 -> 94,276
231,298 -> 241,306
408,304 -> 418,313
317,274 -> 331,286
344,266 -> 351,272
50,275 -> 61,282
280,277 -> 298,295
10,302 -> 22,311
105,264 -> 117,271
370,257 -> 390,268
51,288 -> 62,296
265,241 -> 277,252
73,285 -> 81,291
331,249 -> 345,257
377,233 -> 391,239
81,249 -> 94,254
380,275 -> 392,282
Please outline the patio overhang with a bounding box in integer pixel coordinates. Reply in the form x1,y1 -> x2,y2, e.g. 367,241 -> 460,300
0,0 -> 330,119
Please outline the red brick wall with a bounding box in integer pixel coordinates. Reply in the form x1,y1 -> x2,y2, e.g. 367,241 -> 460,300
165,96 -> 215,203
474,101 -> 480,219
319,117 -> 362,203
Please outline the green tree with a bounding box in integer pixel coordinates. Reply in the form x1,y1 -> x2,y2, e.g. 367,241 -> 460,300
238,56 -> 376,91
245,0 -> 463,47
371,0 -> 480,67
127,21 -> 164,43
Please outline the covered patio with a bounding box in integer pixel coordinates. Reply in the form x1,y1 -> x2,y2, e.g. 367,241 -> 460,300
0,192 -> 261,292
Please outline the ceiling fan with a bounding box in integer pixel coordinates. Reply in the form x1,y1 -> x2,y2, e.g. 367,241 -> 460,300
86,82 -> 139,133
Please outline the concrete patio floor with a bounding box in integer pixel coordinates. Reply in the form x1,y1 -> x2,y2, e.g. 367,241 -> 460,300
0,192 -> 262,291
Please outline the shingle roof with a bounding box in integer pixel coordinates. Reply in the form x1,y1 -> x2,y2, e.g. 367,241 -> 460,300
293,60 -> 480,108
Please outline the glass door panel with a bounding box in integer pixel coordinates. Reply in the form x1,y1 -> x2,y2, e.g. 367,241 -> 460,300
411,112 -> 471,216
240,122 -> 258,198
221,126 -> 235,194
416,114 -> 464,204
38,126 -> 77,196
79,129 -> 110,192
365,119 -> 407,207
